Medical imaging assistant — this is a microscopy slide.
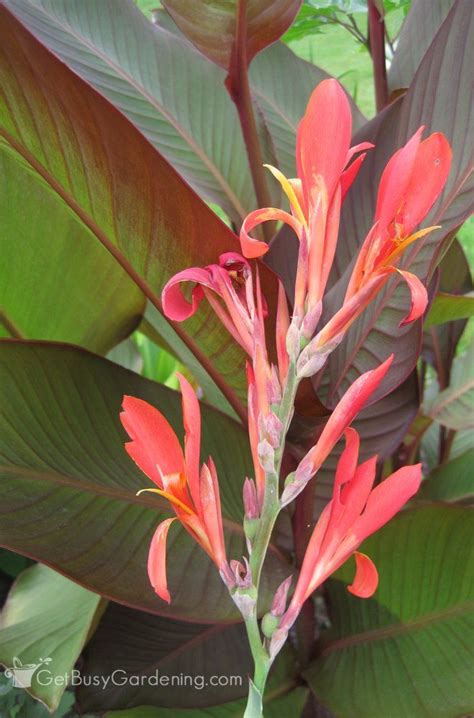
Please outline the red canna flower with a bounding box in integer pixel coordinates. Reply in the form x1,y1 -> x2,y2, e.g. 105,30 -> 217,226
240,79 -> 372,315
120,374 -> 227,603
282,355 -> 393,505
313,127 -> 452,350
272,427 -> 421,656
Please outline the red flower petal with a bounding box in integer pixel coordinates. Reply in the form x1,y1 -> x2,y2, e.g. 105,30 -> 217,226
353,464 -> 422,542
239,208 -> 302,258
176,373 -> 202,515
120,396 -> 184,485
398,132 -> 452,236
297,79 -> 352,208
347,551 -> 378,598
147,518 -> 177,603
162,267 -> 210,321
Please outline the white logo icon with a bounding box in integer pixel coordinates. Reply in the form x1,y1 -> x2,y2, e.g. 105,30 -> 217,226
4,656 -> 52,688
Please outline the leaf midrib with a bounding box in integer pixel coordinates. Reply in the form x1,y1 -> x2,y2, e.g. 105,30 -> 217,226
1,129 -> 247,423
319,599 -> 474,654
9,0 -> 247,220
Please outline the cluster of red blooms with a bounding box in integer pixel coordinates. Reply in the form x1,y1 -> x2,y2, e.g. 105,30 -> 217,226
121,80 -> 451,648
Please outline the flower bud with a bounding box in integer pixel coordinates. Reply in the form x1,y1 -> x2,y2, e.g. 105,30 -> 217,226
258,439 -> 275,473
261,612 -> 280,638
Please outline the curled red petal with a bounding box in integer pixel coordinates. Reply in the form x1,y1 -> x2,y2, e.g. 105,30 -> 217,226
396,269 -> 428,325
347,551 -> 378,598
148,518 -> 177,603
162,267 -> 211,321
120,396 -> 184,485
240,208 -> 302,258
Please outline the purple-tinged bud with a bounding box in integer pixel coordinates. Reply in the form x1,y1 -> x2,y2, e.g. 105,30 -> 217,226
258,438 -> 275,473
302,300 -> 322,340
285,321 -> 301,362
271,575 -> 292,617
243,478 -> 259,520
280,461 -> 314,507
269,365 -> 282,404
230,558 -> 253,589
258,412 -> 283,449
269,626 -> 289,659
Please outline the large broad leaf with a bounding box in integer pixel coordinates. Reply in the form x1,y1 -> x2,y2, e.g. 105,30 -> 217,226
3,0 -> 256,224
426,339 -> 474,430
418,448 -> 474,504
320,0 -> 474,411
0,5 -> 267,418
388,0 -> 455,93
0,563 -> 102,711
0,142 -> 145,353
304,505 -> 474,718
99,644 -> 307,716
0,341 -> 288,622
78,603 -> 252,711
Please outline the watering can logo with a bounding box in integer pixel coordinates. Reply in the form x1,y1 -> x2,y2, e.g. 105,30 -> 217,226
4,656 -> 52,688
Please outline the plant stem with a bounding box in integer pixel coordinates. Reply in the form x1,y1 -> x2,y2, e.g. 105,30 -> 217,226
368,0 -> 388,112
227,0 -> 273,242
242,366 -> 300,717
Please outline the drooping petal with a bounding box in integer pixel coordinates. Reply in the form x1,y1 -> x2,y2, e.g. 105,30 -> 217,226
297,79 -> 352,208
162,267 -> 212,321
396,132 -> 452,236
121,396 -> 184,486
148,518 -> 177,603
347,551 -> 378,598
240,208 -> 303,258
302,356 -> 393,475
395,268 -> 428,325
176,373 -> 202,514
352,464 -> 422,543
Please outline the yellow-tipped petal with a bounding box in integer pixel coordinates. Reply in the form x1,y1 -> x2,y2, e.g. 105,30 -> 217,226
384,225 -> 441,265
264,164 -> 307,226
136,487 -> 194,515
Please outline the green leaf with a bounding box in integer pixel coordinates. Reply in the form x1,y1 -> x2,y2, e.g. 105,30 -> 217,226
425,291 -> 474,328
0,136 -> 145,355
0,341 -> 288,622
418,448 -> 474,503
0,563 -> 102,711
426,340 -> 474,430
1,5 -> 261,419
304,505 -> 474,718
161,0 -> 302,79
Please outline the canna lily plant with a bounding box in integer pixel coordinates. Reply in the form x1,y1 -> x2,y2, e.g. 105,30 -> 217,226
121,79 -> 451,717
